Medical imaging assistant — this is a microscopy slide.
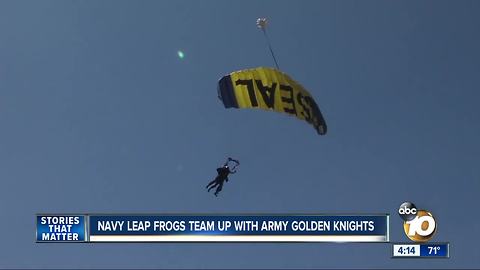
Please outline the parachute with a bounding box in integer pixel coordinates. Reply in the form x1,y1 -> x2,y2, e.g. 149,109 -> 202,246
226,157 -> 240,173
217,67 -> 327,135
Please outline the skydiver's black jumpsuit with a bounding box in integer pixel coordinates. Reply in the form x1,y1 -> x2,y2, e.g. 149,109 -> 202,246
206,167 -> 231,196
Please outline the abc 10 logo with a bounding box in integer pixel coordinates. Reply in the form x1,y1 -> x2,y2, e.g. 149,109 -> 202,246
398,202 -> 437,242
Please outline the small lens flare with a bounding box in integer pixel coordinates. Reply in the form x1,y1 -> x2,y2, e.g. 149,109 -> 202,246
177,50 -> 185,59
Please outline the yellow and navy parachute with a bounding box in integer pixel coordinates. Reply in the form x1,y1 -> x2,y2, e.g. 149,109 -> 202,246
217,67 -> 327,135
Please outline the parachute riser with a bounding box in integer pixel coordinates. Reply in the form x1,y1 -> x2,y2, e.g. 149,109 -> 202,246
227,157 -> 240,172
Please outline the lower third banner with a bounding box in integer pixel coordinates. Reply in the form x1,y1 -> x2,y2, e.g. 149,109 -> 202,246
37,214 -> 389,243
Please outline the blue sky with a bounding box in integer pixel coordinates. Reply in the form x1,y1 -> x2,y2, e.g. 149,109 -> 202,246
0,0 -> 479,268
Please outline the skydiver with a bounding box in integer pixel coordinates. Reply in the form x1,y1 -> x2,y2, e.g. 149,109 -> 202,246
206,158 -> 239,197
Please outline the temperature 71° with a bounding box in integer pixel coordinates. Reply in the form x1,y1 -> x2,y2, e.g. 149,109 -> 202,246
428,246 -> 441,255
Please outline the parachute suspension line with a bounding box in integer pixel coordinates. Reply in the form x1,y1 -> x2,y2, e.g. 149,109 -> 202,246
262,28 -> 280,70
257,18 -> 280,70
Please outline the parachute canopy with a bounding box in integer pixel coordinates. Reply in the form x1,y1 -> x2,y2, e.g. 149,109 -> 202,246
217,67 -> 327,135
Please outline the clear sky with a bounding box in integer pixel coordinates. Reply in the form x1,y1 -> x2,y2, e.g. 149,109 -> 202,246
1,0 -> 479,268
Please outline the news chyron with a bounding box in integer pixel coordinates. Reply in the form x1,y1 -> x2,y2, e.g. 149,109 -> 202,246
35,206 -> 449,259
36,214 -> 389,243
392,202 -> 449,258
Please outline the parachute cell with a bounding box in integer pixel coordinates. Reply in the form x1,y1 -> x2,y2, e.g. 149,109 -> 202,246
217,67 -> 327,135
